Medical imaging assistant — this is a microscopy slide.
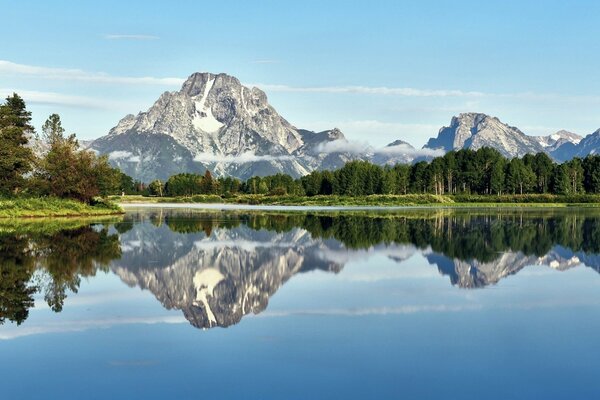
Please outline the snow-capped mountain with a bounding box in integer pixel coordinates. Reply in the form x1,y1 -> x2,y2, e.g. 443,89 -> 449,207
90,72 -> 600,182
423,113 -> 546,158
90,72 -> 371,182
534,130 -> 582,151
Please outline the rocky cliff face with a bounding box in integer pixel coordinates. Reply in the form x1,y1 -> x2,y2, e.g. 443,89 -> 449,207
423,113 -> 546,158
91,72 -> 368,182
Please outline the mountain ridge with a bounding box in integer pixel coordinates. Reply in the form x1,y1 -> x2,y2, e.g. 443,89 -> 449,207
89,72 -> 599,182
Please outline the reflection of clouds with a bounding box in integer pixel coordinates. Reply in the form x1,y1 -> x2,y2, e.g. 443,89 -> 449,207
0,316 -> 186,340
317,244 -> 418,265
32,290 -> 150,310
258,304 -> 484,317
193,240 -> 297,252
121,240 -> 142,253
257,298 -> 600,318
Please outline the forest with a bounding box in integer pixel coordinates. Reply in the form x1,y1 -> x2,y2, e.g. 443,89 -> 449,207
139,148 -> 600,199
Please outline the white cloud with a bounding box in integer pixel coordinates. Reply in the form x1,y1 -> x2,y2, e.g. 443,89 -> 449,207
0,60 -> 184,86
257,304 -> 484,318
315,139 -> 371,154
250,83 -> 486,97
376,143 -> 445,158
250,83 -> 600,104
0,88 -> 125,110
104,34 -> 159,40
315,138 -> 444,158
194,151 -> 294,164
108,150 -> 139,162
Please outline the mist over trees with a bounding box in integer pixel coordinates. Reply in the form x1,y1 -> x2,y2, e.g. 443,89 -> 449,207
146,148 -> 600,198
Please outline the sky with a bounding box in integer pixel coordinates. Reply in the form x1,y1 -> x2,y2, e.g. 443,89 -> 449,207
1,0 -> 600,147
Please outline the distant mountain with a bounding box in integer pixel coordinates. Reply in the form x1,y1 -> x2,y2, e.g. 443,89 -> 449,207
422,113 -> 594,161
534,130 -> 582,152
90,72 -> 377,182
423,113 -> 546,158
90,73 -> 600,182
551,128 -> 600,162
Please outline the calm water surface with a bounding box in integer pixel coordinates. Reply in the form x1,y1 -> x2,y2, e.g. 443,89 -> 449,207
1,207 -> 600,399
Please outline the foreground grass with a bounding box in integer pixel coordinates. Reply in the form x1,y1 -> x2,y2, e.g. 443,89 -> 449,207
113,193 -> 600,207
0,197 -> 124,218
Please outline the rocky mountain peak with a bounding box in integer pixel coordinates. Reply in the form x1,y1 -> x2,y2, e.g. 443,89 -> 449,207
91,71 -> 377,181
425,112 -> 544,158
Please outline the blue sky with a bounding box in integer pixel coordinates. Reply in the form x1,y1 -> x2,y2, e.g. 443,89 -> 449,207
1,0 -> 599,147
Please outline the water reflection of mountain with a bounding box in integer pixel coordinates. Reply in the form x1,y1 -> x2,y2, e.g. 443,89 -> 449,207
426,245 -> 600,288
110,211 -> 600,329
4,210 -> 600,330
112,213 -> 345,329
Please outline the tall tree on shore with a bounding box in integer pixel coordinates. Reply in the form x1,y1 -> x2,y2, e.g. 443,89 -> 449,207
0,94 -> 35,195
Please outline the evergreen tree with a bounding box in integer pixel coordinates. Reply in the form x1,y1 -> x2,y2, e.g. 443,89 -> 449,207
41,113 -> 65,145
0,94 -> 35,195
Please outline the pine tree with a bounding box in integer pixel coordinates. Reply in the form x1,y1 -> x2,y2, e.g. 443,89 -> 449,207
41,113 -> 65,145
0,94 -> 34,195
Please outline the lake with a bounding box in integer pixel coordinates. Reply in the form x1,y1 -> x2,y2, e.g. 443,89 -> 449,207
1,206 -> 600,399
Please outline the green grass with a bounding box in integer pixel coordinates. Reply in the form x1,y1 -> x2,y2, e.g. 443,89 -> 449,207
0,197 -> 124,218
113,193 -> 600,207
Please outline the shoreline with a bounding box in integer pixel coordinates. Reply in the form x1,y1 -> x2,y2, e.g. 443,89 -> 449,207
0,198 -> 124,219
112,194 -> 600,208
119,202 -> 600,211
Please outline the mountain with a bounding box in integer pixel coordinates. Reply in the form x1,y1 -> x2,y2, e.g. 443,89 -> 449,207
534,130 -> 582,151
423,113 -> 546,158
90,72 -> 368,182
551,128 -> 600,162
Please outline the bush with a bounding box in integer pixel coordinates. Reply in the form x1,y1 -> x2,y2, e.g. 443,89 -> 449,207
268,187 -> 287,196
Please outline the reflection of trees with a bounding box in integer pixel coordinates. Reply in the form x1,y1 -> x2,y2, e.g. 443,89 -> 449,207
0,224 -> 121,324
298,212 -> 600,261
0,236 -> 36,325
156,211 -> 600,263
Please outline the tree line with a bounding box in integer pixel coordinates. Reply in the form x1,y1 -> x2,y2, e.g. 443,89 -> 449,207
0,93 -> 124,203
5,92 -> 600,201
146,147 -> 600,197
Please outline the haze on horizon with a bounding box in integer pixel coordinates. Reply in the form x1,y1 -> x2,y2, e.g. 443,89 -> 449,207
1,0 -> 599,148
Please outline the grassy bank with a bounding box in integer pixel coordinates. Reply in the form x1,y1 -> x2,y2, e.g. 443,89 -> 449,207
0,197 -> 124,218
112,193 -> 600,207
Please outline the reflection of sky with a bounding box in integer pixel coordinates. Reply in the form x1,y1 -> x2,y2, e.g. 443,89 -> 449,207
2,222 -> 600,399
